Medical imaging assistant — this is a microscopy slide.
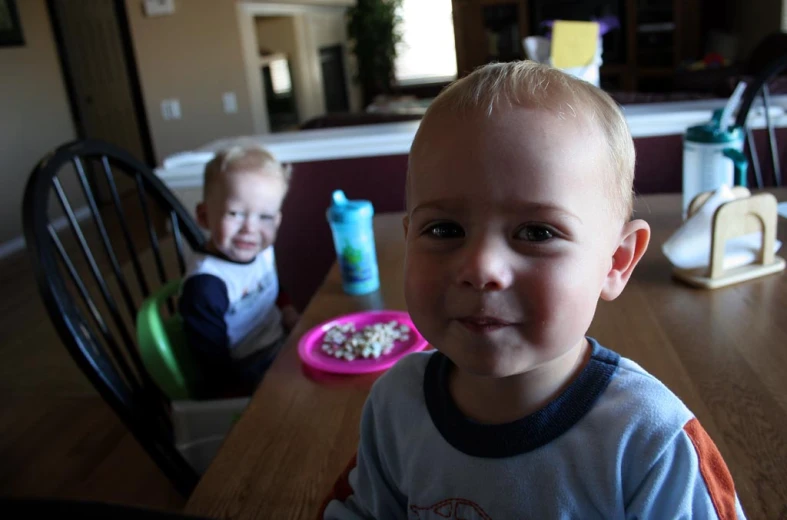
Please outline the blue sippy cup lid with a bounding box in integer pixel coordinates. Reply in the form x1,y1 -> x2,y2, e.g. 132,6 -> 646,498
685,108 -> 744,144
327,190 -> 374,223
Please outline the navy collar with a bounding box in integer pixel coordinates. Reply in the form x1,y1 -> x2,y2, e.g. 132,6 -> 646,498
424,337 -> 620,458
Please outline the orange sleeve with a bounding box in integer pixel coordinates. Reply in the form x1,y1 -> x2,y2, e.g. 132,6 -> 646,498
683,418 -> 738,520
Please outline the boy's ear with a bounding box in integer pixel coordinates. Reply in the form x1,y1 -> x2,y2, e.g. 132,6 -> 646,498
402,215 -> 410,238
275,211 -> 283,228
196,202 -> 208,229
600,219 -> 651,301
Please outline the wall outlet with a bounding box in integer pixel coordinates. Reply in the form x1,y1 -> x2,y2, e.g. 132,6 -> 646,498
161,99 -> 181,120
143,0 -> 175,17
223,92 -> 238,114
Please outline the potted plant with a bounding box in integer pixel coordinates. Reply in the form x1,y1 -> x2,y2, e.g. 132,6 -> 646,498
347,0 -> 403,107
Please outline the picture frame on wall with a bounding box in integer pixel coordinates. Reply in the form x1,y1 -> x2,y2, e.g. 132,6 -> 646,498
0,0 -> 24,47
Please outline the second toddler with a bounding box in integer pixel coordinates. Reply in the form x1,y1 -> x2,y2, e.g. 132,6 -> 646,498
179,145 -> 298,397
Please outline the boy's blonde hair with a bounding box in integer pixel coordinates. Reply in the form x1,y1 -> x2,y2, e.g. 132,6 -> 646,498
203,145 -> 292,199
411,61 -> 635,221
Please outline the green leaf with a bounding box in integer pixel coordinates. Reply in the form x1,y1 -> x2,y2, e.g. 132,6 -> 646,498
346,0 -> 403,98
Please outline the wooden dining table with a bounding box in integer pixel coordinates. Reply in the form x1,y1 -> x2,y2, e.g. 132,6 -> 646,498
185,191 -> 787,520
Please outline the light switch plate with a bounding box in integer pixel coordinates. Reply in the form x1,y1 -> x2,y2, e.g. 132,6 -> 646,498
223,92 -> 238,114
161,99 -> 181,120
144,0 -> 175,17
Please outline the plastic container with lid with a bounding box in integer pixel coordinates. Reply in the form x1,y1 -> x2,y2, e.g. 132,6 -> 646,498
682,108 -> 748,218
326,190 -> 380,295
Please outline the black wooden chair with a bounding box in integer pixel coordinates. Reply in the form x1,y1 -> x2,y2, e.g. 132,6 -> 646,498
22,139 -> 206,497
734,33 -> 787,188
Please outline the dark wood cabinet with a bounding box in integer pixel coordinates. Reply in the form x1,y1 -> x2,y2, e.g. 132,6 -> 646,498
452,0 -> 701,91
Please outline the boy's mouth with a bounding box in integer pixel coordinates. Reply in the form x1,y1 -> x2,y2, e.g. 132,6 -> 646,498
233,239 -> 259,250
457,316 -> 513,334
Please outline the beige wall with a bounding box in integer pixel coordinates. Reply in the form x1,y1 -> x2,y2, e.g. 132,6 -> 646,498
125,0 -> 255,164
308,11 -> 347,52
0,0 -> 76,246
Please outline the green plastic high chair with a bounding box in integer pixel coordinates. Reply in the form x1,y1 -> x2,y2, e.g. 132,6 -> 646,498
137,280 -> 251,474
137,279 -> 200,400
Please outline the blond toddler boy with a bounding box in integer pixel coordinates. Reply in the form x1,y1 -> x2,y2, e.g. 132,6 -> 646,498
180,145 -> 298,397
324,61 -> 746,519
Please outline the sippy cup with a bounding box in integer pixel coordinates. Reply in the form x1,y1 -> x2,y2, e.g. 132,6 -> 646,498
326,190 -> 380,295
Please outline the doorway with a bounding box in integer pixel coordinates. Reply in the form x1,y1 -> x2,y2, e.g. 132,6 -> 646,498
236,1 -> 358,134
47,0 -> 154,167
320,44 -> 350,113
261,53 -> 300,132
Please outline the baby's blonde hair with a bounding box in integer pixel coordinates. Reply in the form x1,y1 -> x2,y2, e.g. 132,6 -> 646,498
203,145 -> 292,199
411,61 -> 635,221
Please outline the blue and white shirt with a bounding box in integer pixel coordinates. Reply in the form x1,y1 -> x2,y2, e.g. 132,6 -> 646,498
180,247 -> 284,360
324,338 -> 747,520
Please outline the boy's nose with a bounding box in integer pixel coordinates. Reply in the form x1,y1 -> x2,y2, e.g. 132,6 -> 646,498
456,238 -> 513,291
240,217 -> 257,232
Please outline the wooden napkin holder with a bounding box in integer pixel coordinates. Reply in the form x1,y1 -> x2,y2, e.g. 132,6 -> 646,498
672,187 -> 786,289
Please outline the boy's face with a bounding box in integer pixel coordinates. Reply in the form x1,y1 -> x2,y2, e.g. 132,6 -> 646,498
404,106 -> 629,379
197,169 -> 285,263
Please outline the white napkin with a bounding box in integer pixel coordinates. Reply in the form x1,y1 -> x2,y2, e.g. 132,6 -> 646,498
662,184 -> 782,270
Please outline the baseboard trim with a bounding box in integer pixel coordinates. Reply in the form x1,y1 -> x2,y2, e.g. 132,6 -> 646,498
0,206 -> 91,260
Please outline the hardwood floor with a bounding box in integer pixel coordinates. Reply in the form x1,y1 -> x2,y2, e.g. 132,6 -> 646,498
0,246 -> 185,511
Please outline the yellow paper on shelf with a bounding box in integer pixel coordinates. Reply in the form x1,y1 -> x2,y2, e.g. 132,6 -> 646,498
550,21 -> 599,69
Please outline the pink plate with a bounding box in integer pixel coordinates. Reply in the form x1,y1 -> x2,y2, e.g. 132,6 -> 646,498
297,310 -> 428,374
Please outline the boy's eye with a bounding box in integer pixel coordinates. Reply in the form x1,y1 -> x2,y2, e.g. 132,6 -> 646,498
258,214 -> 275,221
515,225 -> 555,242
424,222 -> 464,239
227,211 -> 244,218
